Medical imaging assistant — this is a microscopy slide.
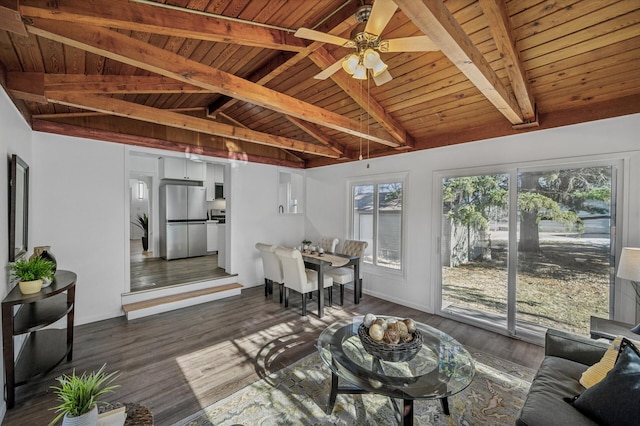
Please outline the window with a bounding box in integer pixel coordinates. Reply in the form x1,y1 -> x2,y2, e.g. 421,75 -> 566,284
350,175 -> 404,271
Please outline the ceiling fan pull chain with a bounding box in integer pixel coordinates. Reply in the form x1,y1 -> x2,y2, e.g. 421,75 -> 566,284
359,79 -> 363,161
367,77 -> 371,167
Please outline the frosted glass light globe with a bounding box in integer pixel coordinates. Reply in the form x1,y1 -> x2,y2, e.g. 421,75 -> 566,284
342,54 -> 359,75
363,49 -> 380,69
353,63 -> 367,80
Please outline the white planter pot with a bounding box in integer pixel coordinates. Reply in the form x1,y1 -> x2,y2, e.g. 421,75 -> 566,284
18,279 -> 42,294
62,405 -> 98,426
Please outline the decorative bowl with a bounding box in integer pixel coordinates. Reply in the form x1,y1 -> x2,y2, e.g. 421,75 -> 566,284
358,324 -> 423,362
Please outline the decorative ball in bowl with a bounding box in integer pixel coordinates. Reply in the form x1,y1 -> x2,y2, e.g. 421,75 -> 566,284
358,314 -> 423,362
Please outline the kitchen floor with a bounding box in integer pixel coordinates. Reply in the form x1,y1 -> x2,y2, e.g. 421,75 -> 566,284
129,239 -> 232,292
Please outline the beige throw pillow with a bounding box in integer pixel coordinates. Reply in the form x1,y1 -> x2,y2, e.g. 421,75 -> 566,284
579,335 -> 623,388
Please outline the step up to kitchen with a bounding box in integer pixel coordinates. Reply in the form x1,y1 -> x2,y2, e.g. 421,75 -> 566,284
122,282 -> 242,320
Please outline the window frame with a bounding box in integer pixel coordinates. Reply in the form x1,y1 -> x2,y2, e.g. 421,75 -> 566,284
347,171 -> 407,276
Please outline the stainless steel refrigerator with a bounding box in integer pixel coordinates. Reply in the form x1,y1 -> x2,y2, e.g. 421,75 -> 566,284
159,185 -> 208,260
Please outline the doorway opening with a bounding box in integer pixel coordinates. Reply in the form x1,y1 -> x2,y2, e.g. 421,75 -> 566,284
128,164 -> 232,294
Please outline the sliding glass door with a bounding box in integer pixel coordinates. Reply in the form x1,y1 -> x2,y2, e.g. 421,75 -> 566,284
516,166 -> 613,336
439,162 -> 616,339
441,174 -> 510,326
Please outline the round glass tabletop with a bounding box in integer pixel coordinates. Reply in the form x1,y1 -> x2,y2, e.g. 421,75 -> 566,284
317,316 -> 475,401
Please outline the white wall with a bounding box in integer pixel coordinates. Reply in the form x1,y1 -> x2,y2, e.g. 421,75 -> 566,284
0,86 -> 33,423
227,162 -> 305,286
306,114 -> 640,323
31,132 -> 127,324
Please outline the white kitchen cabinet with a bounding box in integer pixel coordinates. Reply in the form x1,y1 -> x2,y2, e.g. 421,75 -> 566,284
214,164 -> 224,183
160,157 -> 206,181
207,222 -> 219,252
217,224 -> 226,269
206,163 -> 225,201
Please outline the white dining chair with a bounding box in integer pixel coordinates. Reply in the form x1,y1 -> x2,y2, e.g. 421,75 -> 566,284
326,240 -> 368,305
317,237 -> 339,253
255,242 -> 284,303
275,247 -> 333,316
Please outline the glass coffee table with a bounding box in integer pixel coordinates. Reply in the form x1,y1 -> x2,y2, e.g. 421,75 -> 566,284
317,316 -> 475,425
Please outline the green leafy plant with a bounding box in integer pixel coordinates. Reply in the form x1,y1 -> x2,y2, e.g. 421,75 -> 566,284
302,239 -> 312,246
132,213 -> 149,238
10,255 -> 55,282
49,364 -> 120,425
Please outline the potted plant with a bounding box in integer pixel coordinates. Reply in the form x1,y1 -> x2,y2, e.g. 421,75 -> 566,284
302,239 -> 312,252
133,213 -> 149,252
9,255 -> 56,294
49,364 -> 120,426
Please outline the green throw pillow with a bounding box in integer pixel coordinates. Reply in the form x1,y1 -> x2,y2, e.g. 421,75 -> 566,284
570,338 -> 640,425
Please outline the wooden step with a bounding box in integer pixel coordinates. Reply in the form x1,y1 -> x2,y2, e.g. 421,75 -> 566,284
122,282 -> 243,320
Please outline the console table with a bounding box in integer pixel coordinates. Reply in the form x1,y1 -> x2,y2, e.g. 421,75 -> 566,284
2,270 -> 76,408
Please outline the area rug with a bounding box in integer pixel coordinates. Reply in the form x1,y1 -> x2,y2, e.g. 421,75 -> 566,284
176,349 -> 535,426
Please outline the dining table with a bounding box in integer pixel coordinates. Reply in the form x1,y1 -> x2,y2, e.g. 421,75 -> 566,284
302,251 -> 360,318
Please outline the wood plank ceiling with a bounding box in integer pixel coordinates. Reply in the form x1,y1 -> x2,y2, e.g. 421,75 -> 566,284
1,0 -> 639,168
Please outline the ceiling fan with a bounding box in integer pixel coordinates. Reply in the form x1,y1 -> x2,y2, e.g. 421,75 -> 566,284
294,0 -> 439,86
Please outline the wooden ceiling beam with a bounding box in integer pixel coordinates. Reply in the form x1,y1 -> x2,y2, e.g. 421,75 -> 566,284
217,111 -> 306,163
26,18 -> 398,147
0,62 -> 33,126
32,119 -> 305,168
207,5 -> 360,118
310,46 -> 413,148
207,51 -> 296,118
44,93 -> 342,158
207,12 -> 362,155
6,70 -> 46,103
395,0 -> 524,125
0,0 -> 27,36
18,0 -> 305,52
479,0 -> 536,123
33,107 -> 206,119
7,72 -> 209,96
284,116 -> 346,157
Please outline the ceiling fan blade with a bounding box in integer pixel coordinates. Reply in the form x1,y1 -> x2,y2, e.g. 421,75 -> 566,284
372,69 -> 393,86
313,58 -> 345,80
364,0 -> 398,37
294,28 -> 351,47
379,35 -> 439,52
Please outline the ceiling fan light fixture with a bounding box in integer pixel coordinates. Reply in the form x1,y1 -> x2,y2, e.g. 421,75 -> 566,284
363,48 -> 380,68
362,48 -> 387,77
371,59 -> 388,77
353,63 -> 367,80
342,54 -> 359,75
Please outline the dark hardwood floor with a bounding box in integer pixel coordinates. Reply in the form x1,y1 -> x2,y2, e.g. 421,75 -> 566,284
130,240 -> 232,292
2,286 -> 544,425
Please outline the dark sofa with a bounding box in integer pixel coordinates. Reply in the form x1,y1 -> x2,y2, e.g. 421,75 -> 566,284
516,328 -> 610,426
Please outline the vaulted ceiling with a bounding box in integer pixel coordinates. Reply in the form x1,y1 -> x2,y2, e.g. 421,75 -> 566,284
1,0 -> 639,168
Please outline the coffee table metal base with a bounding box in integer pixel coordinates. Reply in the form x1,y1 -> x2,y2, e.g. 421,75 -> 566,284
328,370 -> 450,426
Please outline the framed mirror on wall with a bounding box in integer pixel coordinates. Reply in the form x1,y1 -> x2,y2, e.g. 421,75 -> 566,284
8,154 -> 29,262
